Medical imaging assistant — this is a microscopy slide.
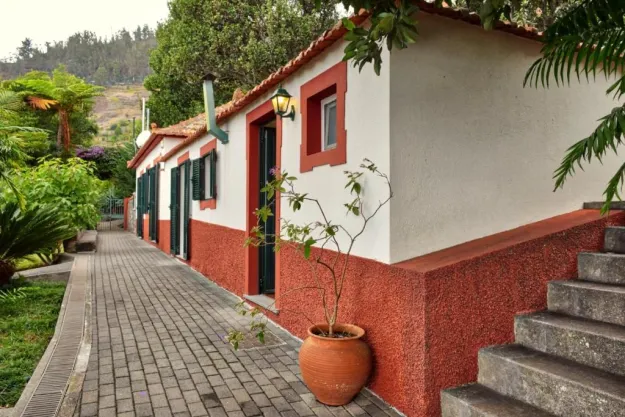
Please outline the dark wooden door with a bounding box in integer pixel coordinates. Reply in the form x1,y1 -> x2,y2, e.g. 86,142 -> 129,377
258,127 -> 276,294
170,167 -> 180,255
182,161 -> 191,260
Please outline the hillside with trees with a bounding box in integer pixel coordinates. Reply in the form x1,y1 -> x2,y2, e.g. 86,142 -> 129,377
0,26 -> 156,86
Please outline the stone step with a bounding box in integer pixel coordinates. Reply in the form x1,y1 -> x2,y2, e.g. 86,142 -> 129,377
577,252 -> 625,284
548,280 -> 625,327
441,384 -> 555,417
515,312 -> 625,376
478,345 -> 625,417
604,227 -> 625,254
76,230 -> 97,252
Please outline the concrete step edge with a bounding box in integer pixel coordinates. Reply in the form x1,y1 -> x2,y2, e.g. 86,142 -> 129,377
515,312 -> 625,376
441,384 -> 556,417
479,345 -> 625,402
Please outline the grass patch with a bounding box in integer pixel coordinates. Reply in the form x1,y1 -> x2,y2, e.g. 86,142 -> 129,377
0,279 -> 66,407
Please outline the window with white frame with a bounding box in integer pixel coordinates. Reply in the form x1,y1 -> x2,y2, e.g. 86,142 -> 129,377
321,94 -> 337,150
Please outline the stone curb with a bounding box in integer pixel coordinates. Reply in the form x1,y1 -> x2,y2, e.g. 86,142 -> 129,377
57,254 -> 93,417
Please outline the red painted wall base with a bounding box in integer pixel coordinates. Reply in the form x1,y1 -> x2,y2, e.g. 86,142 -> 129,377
152,210 -> 624,417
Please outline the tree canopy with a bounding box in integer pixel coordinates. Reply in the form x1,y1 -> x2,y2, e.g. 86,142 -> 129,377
0,27 -> 156,86
7,67 -> 102,152
145,0 -> 339,127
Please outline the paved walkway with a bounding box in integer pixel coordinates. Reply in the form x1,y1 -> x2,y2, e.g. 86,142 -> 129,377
79,231 -> 398,417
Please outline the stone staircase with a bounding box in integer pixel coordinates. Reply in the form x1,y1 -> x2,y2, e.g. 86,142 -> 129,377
441,226 -> 625,417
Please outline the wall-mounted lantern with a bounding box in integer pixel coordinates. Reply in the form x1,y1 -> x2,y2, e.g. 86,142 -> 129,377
271,86 -> 295,121
203,73 -> 229,144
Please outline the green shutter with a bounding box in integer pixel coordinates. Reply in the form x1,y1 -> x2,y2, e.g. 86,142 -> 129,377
192,158 -> 203,201
136,176 -> 143,237
182,162 -> 191,260
170,167 -> 179,254
210,150 -> 217,198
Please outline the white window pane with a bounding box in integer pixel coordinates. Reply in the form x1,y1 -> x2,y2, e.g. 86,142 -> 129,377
324,100 -> 337,149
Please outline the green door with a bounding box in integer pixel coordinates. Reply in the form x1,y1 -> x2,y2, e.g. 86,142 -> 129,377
137,173 -> 148,238
181,161 -> 191,260
259,127 -> 276,294
148,167 -> 159,241
170,167 -> 179,255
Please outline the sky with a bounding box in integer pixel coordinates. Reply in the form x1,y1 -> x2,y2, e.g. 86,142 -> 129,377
0,0 -> 170,59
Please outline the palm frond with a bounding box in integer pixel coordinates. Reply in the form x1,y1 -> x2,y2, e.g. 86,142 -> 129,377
602,160 -> 625,214
0,202 -> 75,262
27,96 -> 57,110
525,0 -> 625,88
0,90 -> 24,116
0,133 -> 29,165
554,104 -> 625,190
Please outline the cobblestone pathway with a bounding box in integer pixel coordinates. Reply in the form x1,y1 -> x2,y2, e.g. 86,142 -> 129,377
79,231 -> 398,417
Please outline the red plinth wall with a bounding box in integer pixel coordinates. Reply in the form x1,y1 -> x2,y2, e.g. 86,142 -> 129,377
151,210 -> 624,417
188,219 -> 246,295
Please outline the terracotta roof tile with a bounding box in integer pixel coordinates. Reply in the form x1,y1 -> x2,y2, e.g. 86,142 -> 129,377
418,1 -> 542,41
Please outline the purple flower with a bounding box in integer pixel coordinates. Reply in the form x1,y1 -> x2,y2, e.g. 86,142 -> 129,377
269,166 -> 280,176
76,146 -> 105,160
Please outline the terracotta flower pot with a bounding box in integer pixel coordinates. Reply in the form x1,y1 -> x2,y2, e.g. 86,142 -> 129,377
299,323 -> 372,406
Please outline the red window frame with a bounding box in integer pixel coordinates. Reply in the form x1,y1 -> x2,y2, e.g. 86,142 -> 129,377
300,61 -> 347,173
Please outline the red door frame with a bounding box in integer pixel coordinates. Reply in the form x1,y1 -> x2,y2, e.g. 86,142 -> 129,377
245,100 -> 282,304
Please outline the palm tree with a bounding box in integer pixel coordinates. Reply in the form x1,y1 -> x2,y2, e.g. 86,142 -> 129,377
0,202 -> 74,285
524,0 -> 625,213
16,67 -> 103,151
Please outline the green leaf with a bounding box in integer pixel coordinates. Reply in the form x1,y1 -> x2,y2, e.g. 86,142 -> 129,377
342,17 -> 355,31
303,238 -> 316,259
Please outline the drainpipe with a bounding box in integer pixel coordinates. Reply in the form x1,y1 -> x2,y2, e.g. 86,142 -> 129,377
141,98 -> 146,131
202,73 -> 229,144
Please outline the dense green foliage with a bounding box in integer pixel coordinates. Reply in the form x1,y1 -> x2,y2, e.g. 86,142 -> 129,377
145,0 -> 338,126
0,89 -> 49,206
523,0 -> 625,212
0,279 -> 66,406
4,158 -> 104,231
77,143 -> 136,198
0,27 -> 156,86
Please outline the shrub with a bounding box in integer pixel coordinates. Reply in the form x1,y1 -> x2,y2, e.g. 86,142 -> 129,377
4,158 -> 104,231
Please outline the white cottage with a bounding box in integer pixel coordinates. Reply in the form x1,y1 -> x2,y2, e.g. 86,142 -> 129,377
128,6 -> 623,417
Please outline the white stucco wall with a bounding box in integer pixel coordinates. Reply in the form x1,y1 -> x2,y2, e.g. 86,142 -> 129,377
135,136 -> 183,221
389,13 -> 622,263
158,117 -> 246,230
153,41 -> 392,262
277,43 -> 391,263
